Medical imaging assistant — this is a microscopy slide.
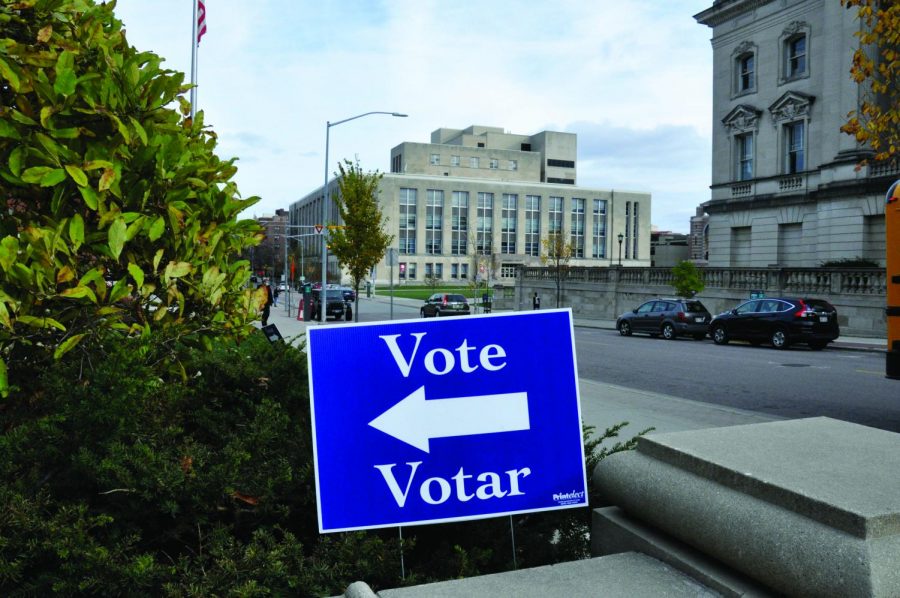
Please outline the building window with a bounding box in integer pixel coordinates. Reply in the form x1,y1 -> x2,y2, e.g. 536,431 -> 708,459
451,155 -> 460,167
786,34 -> 807,79
736,133 -> 753,181
549,196 -> 563,234
435,263 -> 443,279
501,194 -> 517,254
525,195 -> 541,257
424,263 -> 433,278
451,191 -> 469,255
451,263 -> 459,279
625,201 -> 632,260
470,157 -> 479,169
430,153 -> 440,165
785,121 -> 805,173
547,158 -> 575,168
477,192 -> 493,254
501,264 -> 518,278
407,262 -> 417,280
592,199 -> 607,258
399,188 -> 417,254
391,154 -> 402,173
461,263 -> 468,279
736,52 -> 755,93
632,201 -> 640,259
489,158 -> 499,170
510,160 -> 518,171
570,198 -> 585,258
426,189 -> 443,255
399,262 -> 406,279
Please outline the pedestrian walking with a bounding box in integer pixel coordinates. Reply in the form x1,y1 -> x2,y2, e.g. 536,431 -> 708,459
259,280 -> 273,326
273,285 -> 280,307
532,292 -> 541,310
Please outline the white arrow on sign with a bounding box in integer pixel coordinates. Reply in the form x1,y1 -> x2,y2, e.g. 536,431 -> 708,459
369,386 -> 530,453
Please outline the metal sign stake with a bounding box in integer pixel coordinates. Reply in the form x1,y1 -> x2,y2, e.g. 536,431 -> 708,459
509,515 -> 518,569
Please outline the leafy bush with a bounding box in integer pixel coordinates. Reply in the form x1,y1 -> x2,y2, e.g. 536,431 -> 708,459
819,257 -> 881,268
0,331 -> 648,595
0,332 -> 403,596
0,0 -> 264,398
671,260 -> 705,298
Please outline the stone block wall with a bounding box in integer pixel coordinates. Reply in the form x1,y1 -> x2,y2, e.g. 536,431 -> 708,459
497,266 -> 887,338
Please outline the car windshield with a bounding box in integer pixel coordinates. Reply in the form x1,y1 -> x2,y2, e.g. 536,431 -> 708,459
314,290 -> 343,300
684,301 -> 707,312
447,294 -> 467,303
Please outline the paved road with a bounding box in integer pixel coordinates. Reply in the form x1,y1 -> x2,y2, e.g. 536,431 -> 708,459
275,295 -> 897,432
574,326 -> 900,433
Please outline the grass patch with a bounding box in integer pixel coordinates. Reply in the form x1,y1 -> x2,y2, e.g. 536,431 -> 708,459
375,285 -> 490,302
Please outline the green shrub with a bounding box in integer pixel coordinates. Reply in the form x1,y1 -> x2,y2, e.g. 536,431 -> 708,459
0,332 -> 405,596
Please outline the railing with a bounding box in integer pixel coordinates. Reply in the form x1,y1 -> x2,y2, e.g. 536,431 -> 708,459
732,183 -> 752,197
521,266 -> 886,296
778,175 -> 803,191
869,161 -> 900,178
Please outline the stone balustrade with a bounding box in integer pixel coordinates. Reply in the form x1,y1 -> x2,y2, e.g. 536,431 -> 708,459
504,266 -> 887,337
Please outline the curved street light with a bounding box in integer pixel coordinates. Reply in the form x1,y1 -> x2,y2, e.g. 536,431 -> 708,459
321,111 -> 407,322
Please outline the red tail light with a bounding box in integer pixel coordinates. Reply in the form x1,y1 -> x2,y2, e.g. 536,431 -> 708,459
677,312 -> 686,321
442,296 -> 448,306
794,299 -> 808,318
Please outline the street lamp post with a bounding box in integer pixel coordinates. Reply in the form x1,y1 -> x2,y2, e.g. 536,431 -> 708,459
617,233 -> 624,267
321,111 -> 407,323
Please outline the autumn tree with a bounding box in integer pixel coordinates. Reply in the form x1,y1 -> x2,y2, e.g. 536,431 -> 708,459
540,232 -> 574,308
0,0 -> 263,396
326,159 -> 393,320
841,0 -> 900,164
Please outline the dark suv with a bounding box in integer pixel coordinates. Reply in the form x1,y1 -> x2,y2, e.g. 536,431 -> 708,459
709,297 -> 839,350
420,293 -> 470,317
617,298 -> 712,340
310,289 -> 352,321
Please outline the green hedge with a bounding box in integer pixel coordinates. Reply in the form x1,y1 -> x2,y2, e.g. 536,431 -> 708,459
0,333 -> 645,595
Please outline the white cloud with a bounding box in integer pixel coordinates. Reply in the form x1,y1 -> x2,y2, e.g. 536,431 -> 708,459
113,0 -> 713,232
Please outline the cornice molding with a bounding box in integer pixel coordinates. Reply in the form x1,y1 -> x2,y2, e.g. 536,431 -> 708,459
695,0 -> 776,28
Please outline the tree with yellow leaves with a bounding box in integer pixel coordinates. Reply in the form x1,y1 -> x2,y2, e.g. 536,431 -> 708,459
841,0 -> 900,163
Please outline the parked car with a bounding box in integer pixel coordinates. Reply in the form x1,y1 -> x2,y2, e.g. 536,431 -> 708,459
340,287 -> 356,302
420,293 -> 470,317
310,289 -> 352,321
708,297 -> 839,350
616,298 -> 712,340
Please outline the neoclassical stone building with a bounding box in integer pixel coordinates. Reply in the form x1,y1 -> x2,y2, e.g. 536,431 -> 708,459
693,0 -> 893,267
290,126 -> 651,286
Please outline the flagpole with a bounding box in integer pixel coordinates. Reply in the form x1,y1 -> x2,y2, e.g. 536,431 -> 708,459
190,0 -> 199,119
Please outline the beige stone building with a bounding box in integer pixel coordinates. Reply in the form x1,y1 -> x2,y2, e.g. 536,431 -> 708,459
290,125 -> 651,286
694,0 -> 893,268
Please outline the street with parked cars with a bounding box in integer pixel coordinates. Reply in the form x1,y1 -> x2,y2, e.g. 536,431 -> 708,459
616,296 -> 840,350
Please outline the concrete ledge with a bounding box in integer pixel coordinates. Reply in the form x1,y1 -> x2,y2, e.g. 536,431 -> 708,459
593,506 -> 774,597
372,552 -> 718,598
593,417 -> 900,597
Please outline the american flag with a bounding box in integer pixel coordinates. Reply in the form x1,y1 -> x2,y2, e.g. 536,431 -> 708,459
197,0 -> 207,44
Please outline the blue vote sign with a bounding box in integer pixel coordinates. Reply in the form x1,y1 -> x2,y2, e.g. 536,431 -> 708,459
307,308 -> 586,533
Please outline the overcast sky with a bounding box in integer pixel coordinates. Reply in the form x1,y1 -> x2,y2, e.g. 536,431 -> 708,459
114,1 -> 714,233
